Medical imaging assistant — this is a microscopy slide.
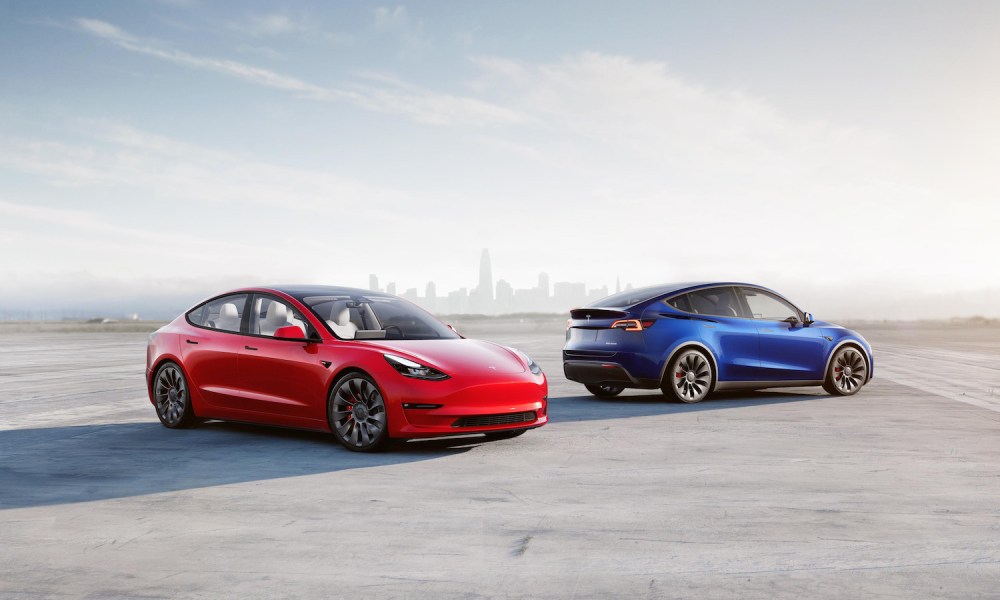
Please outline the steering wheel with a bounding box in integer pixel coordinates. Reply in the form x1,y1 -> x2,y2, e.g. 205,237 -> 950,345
383,325 -> 404,339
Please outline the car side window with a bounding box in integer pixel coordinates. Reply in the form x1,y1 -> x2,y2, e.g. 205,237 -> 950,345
188,294 -> 248,333
666,294 -> 692,313
741,288 -> 799,321
250,295 -> 315,339
666,288 -> 745,318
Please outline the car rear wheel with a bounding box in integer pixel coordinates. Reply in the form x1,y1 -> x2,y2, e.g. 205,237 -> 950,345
585,383 -> 625,398
823,346 -> 868,396
153,362 -> 196,429
663,349 -> 713,403
328,373 -> 389,452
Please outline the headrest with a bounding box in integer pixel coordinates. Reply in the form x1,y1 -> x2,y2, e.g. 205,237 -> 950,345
219,303 -> 238,318
330,302 -> 352,326
266,302 -> 288,325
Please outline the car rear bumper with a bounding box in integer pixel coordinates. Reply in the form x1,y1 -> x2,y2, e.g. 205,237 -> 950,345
563,360 -> 659,388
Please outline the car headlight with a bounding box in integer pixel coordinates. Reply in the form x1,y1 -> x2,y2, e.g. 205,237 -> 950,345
383,354 -> 449,381
509,348 -> 543,376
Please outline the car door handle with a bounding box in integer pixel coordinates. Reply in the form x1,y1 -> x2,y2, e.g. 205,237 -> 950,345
245,345 -> 258,351
186,340 -> 199,345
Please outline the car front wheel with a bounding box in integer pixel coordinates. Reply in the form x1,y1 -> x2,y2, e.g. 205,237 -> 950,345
823,346 -> 868,396
328,373 -> 390,452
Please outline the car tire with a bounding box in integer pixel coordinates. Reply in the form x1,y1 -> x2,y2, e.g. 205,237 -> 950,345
585,383 -> 625,398
152,362 -> 197,429
662,349 -> 713,403
823,346 -> 868,396
328,372 -> 390,452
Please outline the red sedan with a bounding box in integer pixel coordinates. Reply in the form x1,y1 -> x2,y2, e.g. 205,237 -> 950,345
146,286 -> 548,451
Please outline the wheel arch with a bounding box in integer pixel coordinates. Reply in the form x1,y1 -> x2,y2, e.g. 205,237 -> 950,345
148,357 -> 199,418
148,355 -> 186,397
324,366 -> 406,438
658,341 -> 720,391
824,339 -> 872,383
325,365 -> 378,400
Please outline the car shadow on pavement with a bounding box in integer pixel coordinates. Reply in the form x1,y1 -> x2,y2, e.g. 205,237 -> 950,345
0,420 -> 474,510
548,389 -> 831,424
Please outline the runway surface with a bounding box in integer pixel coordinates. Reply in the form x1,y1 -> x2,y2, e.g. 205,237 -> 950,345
1,320 -> 998,598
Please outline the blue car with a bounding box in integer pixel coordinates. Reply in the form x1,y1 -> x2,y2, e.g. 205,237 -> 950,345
563,282 -> 873,402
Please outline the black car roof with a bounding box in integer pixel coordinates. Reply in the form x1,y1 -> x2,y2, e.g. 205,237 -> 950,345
265,285 -> 392,299
586,281 -> 771,308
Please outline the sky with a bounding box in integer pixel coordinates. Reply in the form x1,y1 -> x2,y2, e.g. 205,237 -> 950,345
1,1 -> 999,319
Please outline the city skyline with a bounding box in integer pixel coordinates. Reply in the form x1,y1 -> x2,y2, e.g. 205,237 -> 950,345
368,248 -> 630,315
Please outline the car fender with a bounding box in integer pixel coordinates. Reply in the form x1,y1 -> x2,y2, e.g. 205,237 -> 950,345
821,334 -> 874,382
656,338 -> 720,388
322,345 -> 414,438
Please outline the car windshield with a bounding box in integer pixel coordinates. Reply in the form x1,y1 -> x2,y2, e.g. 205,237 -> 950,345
300,294 -> 459,340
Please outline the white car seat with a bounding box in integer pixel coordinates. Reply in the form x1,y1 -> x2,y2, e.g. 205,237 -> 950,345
261,302 -> 289,336
327,302 -> 358,339
214,302 -> 241,331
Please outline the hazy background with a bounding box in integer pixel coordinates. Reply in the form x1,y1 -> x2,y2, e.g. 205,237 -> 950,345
1,1 -> 998,320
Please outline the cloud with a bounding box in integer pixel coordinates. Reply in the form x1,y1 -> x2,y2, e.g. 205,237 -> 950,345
73,18 -> 516,125
374,5 -> 431,51
0,122 -> 448,300
234,13 -> 300,37
374,6 -> 407,30
0,123 -> 413,214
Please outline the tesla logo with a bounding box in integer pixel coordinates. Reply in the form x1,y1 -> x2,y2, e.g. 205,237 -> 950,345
585,314 -> 591,320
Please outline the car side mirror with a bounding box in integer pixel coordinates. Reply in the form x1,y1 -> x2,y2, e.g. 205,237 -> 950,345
274,325 -> 309,341
803,312 -> 815,326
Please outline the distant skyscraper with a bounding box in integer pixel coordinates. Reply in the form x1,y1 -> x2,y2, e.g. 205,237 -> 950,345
386,282 -> 396,295
478,248 -> 494,301
615,276 -> 621,294
495,279 -> 514,312
369,274 -> 379,292
538,272 -> 550,296
554,282 -> 587,311
425,281 -> 436,299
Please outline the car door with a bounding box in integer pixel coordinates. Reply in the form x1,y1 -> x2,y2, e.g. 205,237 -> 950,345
236,293 -> 330,425
738,287 -> 829,381
180,293 -> 249,411
663,286 -> 760,381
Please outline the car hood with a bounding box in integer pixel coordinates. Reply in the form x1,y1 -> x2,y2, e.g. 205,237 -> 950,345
367,338 -> 526,375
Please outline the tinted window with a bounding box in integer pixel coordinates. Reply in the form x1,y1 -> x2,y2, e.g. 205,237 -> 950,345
667,288 -> 745,318
300,294 -> 459,340
250,295 -> 316,339
589,286 -> 665,308
741,288 -> 799,321
188,294 -> 248,333
666,294 -> 692,313
186,304 -> 207,326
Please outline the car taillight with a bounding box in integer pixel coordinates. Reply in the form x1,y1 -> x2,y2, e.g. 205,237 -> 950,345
610,319 -> 655,331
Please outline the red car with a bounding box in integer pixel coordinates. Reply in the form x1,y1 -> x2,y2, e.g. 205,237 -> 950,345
146,286 -> 548,451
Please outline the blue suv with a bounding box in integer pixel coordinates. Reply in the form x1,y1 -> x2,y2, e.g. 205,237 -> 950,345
563,282 -> 873,402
